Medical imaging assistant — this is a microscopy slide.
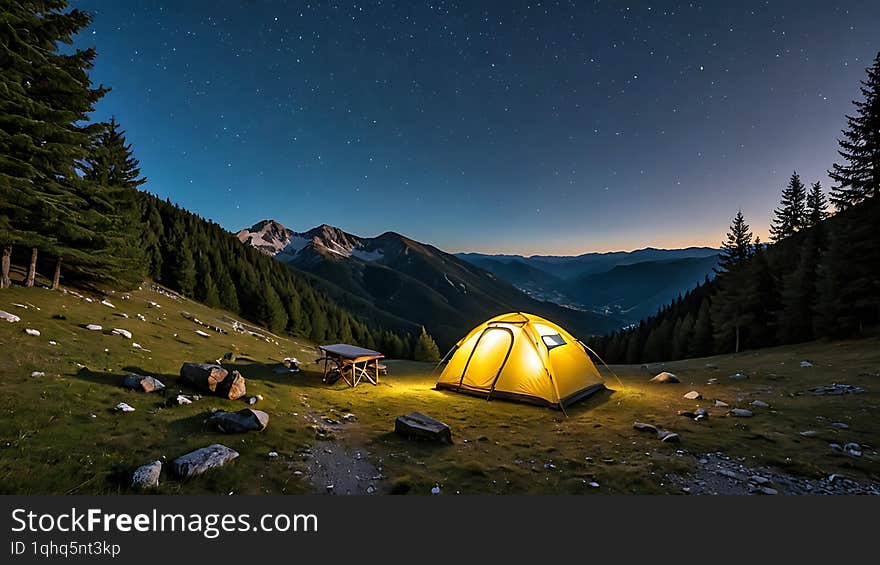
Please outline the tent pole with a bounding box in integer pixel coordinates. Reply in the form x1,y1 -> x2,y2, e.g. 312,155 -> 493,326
579,341 -> 625,388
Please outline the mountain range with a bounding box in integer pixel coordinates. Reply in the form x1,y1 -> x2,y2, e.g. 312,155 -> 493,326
236,220 -> 623,348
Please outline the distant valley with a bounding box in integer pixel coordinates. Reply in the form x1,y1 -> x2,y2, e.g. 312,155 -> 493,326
457,247 -> 720,323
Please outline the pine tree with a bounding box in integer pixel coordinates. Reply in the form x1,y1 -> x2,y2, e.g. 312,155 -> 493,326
770,172 -> 807,242
712,210 -> 755,353
0,1 -> 107,288
217,269 -> 240,312
806,181 -> 829,228
689,299 -> 714,357
742,242 -> 779,349
413,326 -> 441,362
779,237 -> 819,343
829,52 -> 880,210
260,283 -> 288,334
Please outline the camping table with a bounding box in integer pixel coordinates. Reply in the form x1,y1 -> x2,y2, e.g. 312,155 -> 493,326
318,344 -> 384,387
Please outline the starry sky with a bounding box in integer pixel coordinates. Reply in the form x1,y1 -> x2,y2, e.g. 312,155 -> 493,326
71,1 -> 880,255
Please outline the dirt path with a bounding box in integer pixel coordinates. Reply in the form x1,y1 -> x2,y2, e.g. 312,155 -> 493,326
301,410 -> 382,495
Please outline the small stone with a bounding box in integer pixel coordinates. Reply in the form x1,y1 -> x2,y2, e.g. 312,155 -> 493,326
705,363 -> 719,370
85,324 -> 102,331
800,361 -> 813,368
122,374 -> 165,393
729,408 -> 753,418
829,443 -> 843,452
750,400 -> 769,408
48,340 -> 57,346
588,481 -> 600,488
136,314 -> 147,321
247,396 -> 258,405
100,299 -> 116,308
633,422 -> 659,434
31,371 -> 45,378
799,430 -> 818,437
116,402 -> 135,412
830,422 -> 849,429
366,486 -> 375,494
131,460 -> 162,490
172,444 -> 239,479
0,310 -> 21,323
707,378 -> 718,384
342,413 -> 357,422
658,431 -> 680,443
268,451 -> 279,458
844,442 -> 862,457
111,328 -> 132,339
683,390 -> 702,400
650,372 -> 679,383
750,475 -> 771,485
714,399 -> 729,407
729,372 -> 749,380
175,395 -> 192,405
431,486 -> 441,495
759,487 -> 778,495
694,407 -> 709,420
24,328 -> 40,336
195,330 -> 210,338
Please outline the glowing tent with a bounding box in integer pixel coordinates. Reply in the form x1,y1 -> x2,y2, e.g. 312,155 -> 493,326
436,312 -> 605,409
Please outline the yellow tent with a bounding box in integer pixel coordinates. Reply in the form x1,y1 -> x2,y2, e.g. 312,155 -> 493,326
436,312 -> 605,409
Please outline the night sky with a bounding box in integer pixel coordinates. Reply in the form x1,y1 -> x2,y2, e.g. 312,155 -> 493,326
71,1 -> 880,255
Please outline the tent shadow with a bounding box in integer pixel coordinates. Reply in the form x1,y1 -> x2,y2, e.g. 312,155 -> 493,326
563,385 -> 615,416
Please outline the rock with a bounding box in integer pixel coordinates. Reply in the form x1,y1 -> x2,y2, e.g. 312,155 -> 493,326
799,430 -> 819,437
175,395 -> 192,405
31,371 -> 45,378
759,487 -> 778,495
100,299 -> 116,308
247,396 -> 258,405
707,378 -> 718,385
750,400 -> 769,408
111,328 -> 132,339
131,342 -> 151,352
147,301 -> 161,308
179,363 -> 246,400
729,408 -> 753,418
750,475 -> 771,485
85,324 -> 102,331
830,422 -> 849,429
729,372 -> 749,380
844,443 -> 862,457
171,444 -> 239,479
48,340 -> 57,346
588,481 -> 600,488
395,412 -> 452,443
714,399 -> 729,407
131,461 -> 162,490
705,363 -> 719,370
799,384 -> 866,396
342,413 -> 357,422
633,422 -> 659,434
829,443 -> 843,452
694,407 -> 709,421
650,371 -> 679,383
116,312 -> 129,318
136,314 -> 147,322
0,310 -> 21,323
216,370 -> 247,400
24,328 -> 40,336
800,360 -> 813,368
658,431 -> 680,443
123,374 -> 165,393
116,402 -> 136,412
683,390 -> 702,400
208,408 -> 269,433
194,330 -> 210,338
268,451 -> 279,458
223,351 -> 236,361
430,486 -> 441,495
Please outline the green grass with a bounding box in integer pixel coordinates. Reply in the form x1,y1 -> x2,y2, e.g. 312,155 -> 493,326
1,284 -> 878,494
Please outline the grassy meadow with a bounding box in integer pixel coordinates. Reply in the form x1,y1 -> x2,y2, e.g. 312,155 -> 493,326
0,283 -> 878,494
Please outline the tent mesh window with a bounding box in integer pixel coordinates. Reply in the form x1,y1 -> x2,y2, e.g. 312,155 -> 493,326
540,333 -> 566,350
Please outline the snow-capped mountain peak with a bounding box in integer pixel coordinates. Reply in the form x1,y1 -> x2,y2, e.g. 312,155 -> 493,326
236,220 -> 384,262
